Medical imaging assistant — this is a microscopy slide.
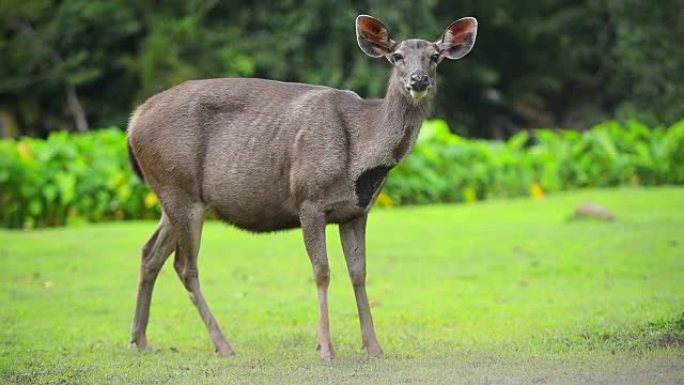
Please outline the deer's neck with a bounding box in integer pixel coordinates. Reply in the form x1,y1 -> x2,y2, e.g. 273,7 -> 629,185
362,73 -> 432,166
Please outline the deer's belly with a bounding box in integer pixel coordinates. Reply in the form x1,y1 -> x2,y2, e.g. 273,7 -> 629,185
213,208 -> 301,232
202,165 -> 300,232
203,161 -> 390,231
206,182 -> 383,232
209,197 -> 300,233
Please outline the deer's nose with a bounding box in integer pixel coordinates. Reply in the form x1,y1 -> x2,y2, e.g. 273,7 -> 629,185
409,73 -> 430,91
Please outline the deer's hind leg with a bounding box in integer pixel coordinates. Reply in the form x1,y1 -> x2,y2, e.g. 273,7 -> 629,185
131,212 -> 175,351
166,199 -> 234,357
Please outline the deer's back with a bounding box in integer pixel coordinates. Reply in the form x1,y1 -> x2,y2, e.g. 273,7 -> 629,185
128,78 -> 368,232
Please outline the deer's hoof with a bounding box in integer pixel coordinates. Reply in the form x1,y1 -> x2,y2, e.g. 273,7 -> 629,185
317,342 -> 336,362
363,342 -> 383,357
367,345 -> 383,357
216,344 -> 236,358
132,335 -> 150,352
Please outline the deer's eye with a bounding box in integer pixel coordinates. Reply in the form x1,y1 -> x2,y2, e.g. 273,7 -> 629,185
391,53 -> 404,62
431,53 -> 441,63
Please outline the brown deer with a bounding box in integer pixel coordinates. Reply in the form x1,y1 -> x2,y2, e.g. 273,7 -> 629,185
127,14 -> 477,361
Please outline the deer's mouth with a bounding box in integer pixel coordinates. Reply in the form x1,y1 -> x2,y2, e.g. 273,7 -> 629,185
409,89 -> 428,101
406,86 -> 431,101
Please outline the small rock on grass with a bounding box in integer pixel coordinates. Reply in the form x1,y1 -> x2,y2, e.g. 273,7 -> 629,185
572,202 -> 615,222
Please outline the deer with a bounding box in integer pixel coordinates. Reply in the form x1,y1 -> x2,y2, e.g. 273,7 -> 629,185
127,14 -> 478,361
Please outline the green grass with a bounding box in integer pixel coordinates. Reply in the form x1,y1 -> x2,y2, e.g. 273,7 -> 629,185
1,187 -> 683,384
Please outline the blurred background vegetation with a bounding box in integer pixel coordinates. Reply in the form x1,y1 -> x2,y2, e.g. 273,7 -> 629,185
1,0 -> 683,228
2,0 -> 684,138
2,120 -> 682,228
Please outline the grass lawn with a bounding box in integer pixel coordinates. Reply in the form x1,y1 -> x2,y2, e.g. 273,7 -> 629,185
1,187 -> 683,384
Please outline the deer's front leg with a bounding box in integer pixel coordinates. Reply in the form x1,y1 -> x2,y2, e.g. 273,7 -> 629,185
339,214 -> 383,356
300,202 -> 336,361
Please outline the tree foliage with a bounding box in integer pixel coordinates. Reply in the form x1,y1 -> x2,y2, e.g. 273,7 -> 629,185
1,1 -> 682,137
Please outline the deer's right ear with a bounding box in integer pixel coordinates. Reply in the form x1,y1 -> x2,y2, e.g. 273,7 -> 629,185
356,15 -> 396,58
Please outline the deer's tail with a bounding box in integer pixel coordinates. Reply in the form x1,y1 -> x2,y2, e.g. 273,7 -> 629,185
128,139 -> 145,182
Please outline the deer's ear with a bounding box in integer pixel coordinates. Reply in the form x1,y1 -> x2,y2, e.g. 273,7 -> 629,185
356,15 -> 396,58
435,17 -> 478,60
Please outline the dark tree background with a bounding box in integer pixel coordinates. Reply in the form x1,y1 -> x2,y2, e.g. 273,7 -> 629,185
1,0 -> 683,138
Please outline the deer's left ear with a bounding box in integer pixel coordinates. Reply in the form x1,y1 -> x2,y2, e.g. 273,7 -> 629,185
435,17 -> 478,60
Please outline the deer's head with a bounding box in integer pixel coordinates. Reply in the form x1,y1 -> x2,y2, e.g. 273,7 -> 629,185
356,15 -> 478,103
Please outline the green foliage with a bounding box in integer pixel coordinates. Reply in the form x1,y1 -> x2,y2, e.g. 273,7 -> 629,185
385,119 -> 684,205
1,120 -> 683,228
0,128 -> 157,228
2,1 -> 683,137
0,0 -> 141,134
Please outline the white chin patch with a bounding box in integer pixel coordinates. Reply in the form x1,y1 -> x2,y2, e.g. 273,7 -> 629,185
410,89 -> 428,101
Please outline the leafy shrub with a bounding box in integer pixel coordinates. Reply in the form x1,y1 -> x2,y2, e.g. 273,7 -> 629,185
383,119 -> 684,205
1,120 -> 683,228
0,129 -> 159,228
